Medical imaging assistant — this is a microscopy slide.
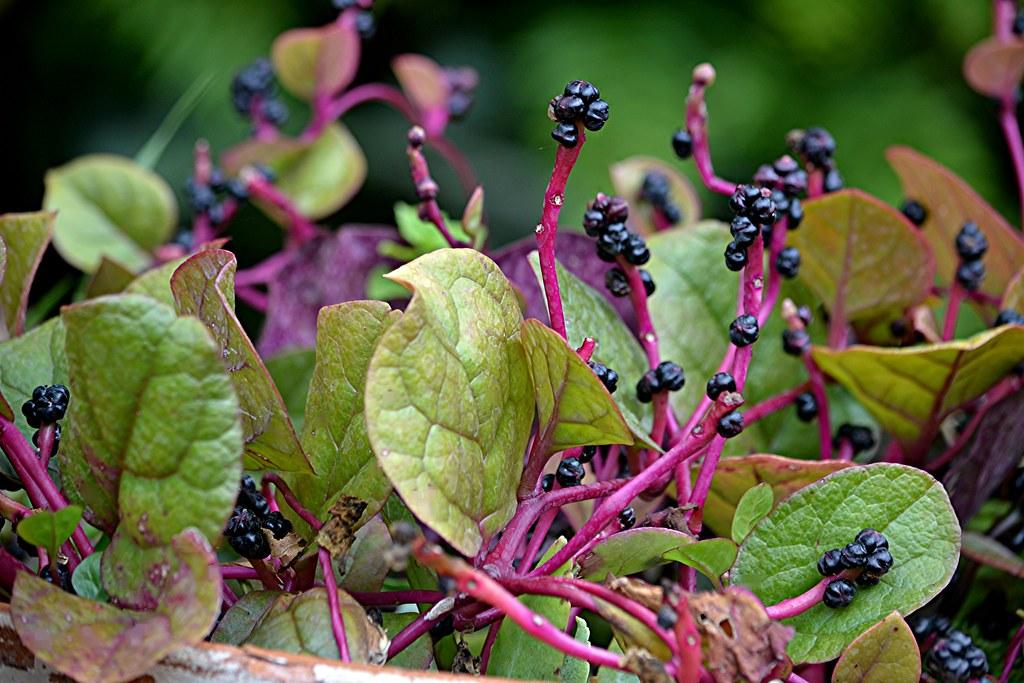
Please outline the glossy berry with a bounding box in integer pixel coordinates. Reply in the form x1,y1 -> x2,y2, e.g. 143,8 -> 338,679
261,511 -> 293,540
556,457 -> 585,487
955,221 -> 988,261
835,424 -> 876,454
724,241 -> 749,272
554,95 -> 585,122
956,260 -> 985,291
782,170 -> 808,196
229,530 -> 271,560
823,167 -> 844,193
817,548 -> 844,576
773,155 -> 800,175
794,392 -> 817,422
671,129 -> 693,159
564,80 -> 599,104
787,197 -> 804,228
910,614 -> 952,641
855,528 -> 889,552
840,542 -> 869,568
776,247 -> 801,279
728,184 -> 763,217
21,384 -> 71,428
864,548 -> 893,575
605,268 -> 631,297
583,209 -> 606,236
927,631 -> 989,682
730,216 -> 759,247
855,572 -> 881,588
541,474 -> 555,492
588,361 -> 618,394
782,328 -> 810,356
230,59 -> 275,115
655,361 -> 685,392
750,195 -> 778,224
901,199 -> 927,226
716,411 -> 744,438
729,315 -> 759,347
618,507 -> 636,529
754,164 -> 781,188
639,269 -> 656,296
622,233 -> 650,265
236,477 -> 270,518
260,99 -> 288,126
551,122 -> 579,148
583,99 -> 610,131
40,562 -> 74,594
579,446 -> 597,464
994,308 -> 1024,326
706,372 -> 736,400
640,172 -> 671,204
656,604 -> 678,629
635,370 -> 661,404
822,578 -> 856,608
799,127 -> 836,168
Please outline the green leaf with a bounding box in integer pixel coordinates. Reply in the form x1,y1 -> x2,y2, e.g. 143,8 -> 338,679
597,642 -> 640,683
529,253 -> 650,428
731,463 -> 960,664
337,515 -> 393,593
287,302 -> 397,537
731,483 -> 773,544
812,326 -> 1024,445
887,146 -> 1024,298
0,212 -> 53,340
70,551 -> 108,602
560,617 -> 592,683
17,505 -> 82,559
609,156 -> 701,233
703,455 -> 853,538
462,186 -> 489,249
264,348 -> 315,430
365,250 -> 532,556
832,611 -> 921,683
172,250 -> 311,473
272,22 -> 359,100
521,319 -> 636,454
383,611 -> 435,670
964,36 -> 1024,99
244,587 -> 387,663
380,202 -> 472,262
60,294 -> 243,538
212,591 -> 282,646
960,531 -> 1024,578
1004,266 -> 1024,312
789,190 -> 934,324
12,530 -> 221,683
123,257 -> 188,306
663,538 -> 737,590
489,538 -> 572,680
646,222 -> 875,457
44,155 -> 177,273
577,528 -> 694,580
0,318 -> 68,433
85,257 -> 136,299
222,124 -> 366,221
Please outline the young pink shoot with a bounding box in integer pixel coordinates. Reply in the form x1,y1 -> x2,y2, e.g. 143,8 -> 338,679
943,279 -> 965,341
405,126 -> 469,248
683,63 -> 737,196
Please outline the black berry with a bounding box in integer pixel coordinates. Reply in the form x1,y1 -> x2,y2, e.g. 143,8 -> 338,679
229,530 -> 271,560
955,221 -> 988,261
864,548 -> 893,575
901,200 -> 927,226
716,411 -> 744,438
956,260 -> 985,291
724,241 -> 749,272
639,269 -> 656,296
855,528 -> 889,552
588,361 -> 618,394
556,457 -> 585,487
622,233 -> 650,265
605,268 -> 631,297
635,370 -> 661,404
794,392 -> 817,422
564,80 -> 599,104
840,542 -> 869,569
994,309 -> 1024,327
656,604 -> 677,629
40,562 -> 75,593
21,384 -> 70,428
231,59 -> 275,116
706,372 -> 736,400
618,507 -> 636,529
787,197 -> 804,228
261,511 -> 293,540
354,10 -> 376,38
655,361 -> 685,392
817,548 -> 844,576
671,129 -> 693,159
834,424 -> 876,454
822,578 -> 856,608
776,247 -> 801,279
729,315 -> 759,347
730,216 -> 759,247
541,474 -> 555,492
782,328 -> 811,356
579,446 -> 597,464
782,170 -> 808,196
823,167 -> 844,193
583,99 -> 610,131
773,155 -> 800,175
554,95 -> 585,122
799,127 -> 836,168
551,122 -> 579,148
236,476 -> 270,518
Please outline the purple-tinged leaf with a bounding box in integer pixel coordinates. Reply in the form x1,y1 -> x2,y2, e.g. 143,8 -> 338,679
960,531 -> 1024,578
85,257 -> 135,299
258,226 -> 398,356
963,37 -> 1024,99
491,231 -> 636,328
392,54 -> 450,136
609,156 -> 701,234
943,389 -> 1024,521
272,22 -> 359,101
832,611 -> 920,683
0,212 -> 53,340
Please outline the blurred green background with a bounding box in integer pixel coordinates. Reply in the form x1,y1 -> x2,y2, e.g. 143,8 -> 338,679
0,0 -> 1017,261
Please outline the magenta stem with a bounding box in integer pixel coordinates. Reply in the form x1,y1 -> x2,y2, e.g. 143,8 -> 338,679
221,565 -> 260,581
943,280 -> 965,341
764,576 -> 830,620
684,66 -> 736,196
576,337 -> 596,361
836,440 -> 855,462
235,285 -> 269,312
387,610 -> 439,661
999,97 -> 1024,228
744,382 -> 809,424
1000,620 -> 1024,683
244,174 -> 321,246
674,595 -> 703,683
684,436 -> 726,533
319,548 -> 351,662
536,129 -> 586,338
618,257 -> 660,367
262,473 -> 322,531
261,480 -> 279,514
804,354 -> 833,459
406,129 -> 468,248
479,618 -> 503,674
518,508 -> 558,574
430,136 -> 479,195
36,424 -> 55,471
682,346 -> 737,436
235,250 -> 296,288
788,674 -> 811,683
758,217 -> 789,327
312,84 -> 417,141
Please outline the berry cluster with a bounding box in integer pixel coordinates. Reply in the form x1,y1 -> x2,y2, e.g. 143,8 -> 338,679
833,423 -> 876,455
588,361 -> 619,394
954,221 -> 988,291
725,184 -> 777,272
22,385 -> 69,454
223,476 -> 293,560
548,80 -> 609,148
752,154 -> 807,243
789,127 -> 843,193
231,59 -> 288,129
926,631 -> 990,683
639,171 -> 682,226
583,193 -> 651,265
443,67 -> 479,120
994,308 -> 1024,327
900,199 -> 927,227
184,166 -> 262,226
636,361 -> 686,403
817,528 -> 893,607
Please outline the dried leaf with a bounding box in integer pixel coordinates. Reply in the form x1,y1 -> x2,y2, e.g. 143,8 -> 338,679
316,495 -> 368,557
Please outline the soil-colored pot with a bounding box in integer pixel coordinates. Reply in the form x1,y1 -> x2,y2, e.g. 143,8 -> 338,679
0,603 -> 526,683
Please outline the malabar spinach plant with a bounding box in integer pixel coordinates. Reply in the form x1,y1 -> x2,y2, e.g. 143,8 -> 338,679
1,1 -> 1023,682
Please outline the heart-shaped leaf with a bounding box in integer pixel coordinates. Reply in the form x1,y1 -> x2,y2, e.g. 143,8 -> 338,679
703,455 -> 853,538
789,190 -> 934,324
0,212 -> 53,340
392,54 -> 450,135
272,22 -> 359,100
731,463 -> 960,664
0,318 -> 68,435
832,611 -> 920,683
379,202 -> 472,263
12,529 -> 221,683
521,319 -> 637,455
222,123 -> 366,221
963,36 -> 1024,98
17,505 -> 82,559
286,301 -> 397,536
812,326 -> 1024,445
171,250 -> 312,473
731,483 -> 773,544
244,587 -> 387,663
60,294 -> 243,538
365,249 -> 533,556
212,590 -> 282,646
609,156 -> 701,234
578,528 -> 694,580
887,146 -> 1024,297
960,531 -> 1024,578
70,551 -> 108,602
258,226 -> 397,356
646,222 -> 875,457
529,253 -> 651,428
1004,266 -> 1024,311
44,155 -> 177,273
664,538 -> 737,589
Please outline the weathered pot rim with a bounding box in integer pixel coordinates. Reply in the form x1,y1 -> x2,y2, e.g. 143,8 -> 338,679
0,602 -> 538,683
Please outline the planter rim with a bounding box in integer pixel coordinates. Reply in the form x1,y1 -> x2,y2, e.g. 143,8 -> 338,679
0,602 -> 544,683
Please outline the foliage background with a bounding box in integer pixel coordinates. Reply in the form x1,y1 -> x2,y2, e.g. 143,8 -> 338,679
0,0 -> 1017,267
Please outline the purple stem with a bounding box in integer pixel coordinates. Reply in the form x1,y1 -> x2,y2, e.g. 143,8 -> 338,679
311,84 -> 418,141
234,249 -> 296,288
244,172 -> 321,246
387,610 -> 440,661
406,127 -> 469,248
262,473 -> 322,531
943,280 -> 965,341
788,674 -> 811,683
235,285 -> 268,312
518,508 -> 558,574
927,374 -> 1021,471
684,64 -> 736,197
803,354 -> 833,459
221,565 -> 260,581
684,436 -> 726,533
758,217 -> 789,327
479,618 -> 503,674
764,576 -> 831,620
743,382 -> 809,424
319,547 -> 351,663
1000,620 -> 1024,683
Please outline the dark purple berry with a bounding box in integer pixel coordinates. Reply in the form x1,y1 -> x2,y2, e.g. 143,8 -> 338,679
261,511 -> 293,540
776,247 -> 801,279
729,315 -> 759,347
994,309 -> 1024,327
553,95 -> 585,122
834,424 -> 876,454
671,129 -> 693,159
782,328 -> 810,356
795,392 -> 817,422
730,216 -> 759,248
783,170 -> 808,196
229,530 -> 271,560
855,528 -> 888,552
564,80 -> 599,104
787,197 -> 804,228
588,361 -> 618,394
773,155 -> 800,175
639,269 -> 656,296
556,457 -> 585,487
840,542 -> 869,568
618,507 -> 636,529
622,233 -> 650,265
822,578 -> 856,608
956,260 -> 985,291
901,200 -> 927,226
864,548 -> 893,575
655,361 -> 685,392
583,99 -> 610,131
657,604 -> 677,629
725,241 -> 749,272
817,548 -> 843,576
635,369 -> 661,403
579,446 -> 597,464
552,122 -> 579,148
541,473 -> 555,492
605,268 -> 631,297
955,221 -> 988,261
716,411 -> 744,438
800,127 -> 836,168
823,167 -> 844,193
706,372 -> 736,400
